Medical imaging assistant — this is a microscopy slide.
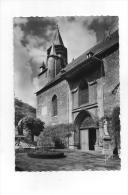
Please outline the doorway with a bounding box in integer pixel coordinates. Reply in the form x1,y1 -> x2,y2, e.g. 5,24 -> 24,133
74,110 -> 97,151
80,129 -> 89,151
89,128 -> 96,150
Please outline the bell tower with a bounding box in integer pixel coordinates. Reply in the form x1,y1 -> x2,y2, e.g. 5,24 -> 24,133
47,25 -> 68,81
47,43 -> 57,82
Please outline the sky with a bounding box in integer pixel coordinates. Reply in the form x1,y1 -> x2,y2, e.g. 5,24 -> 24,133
14,16 -> 118,107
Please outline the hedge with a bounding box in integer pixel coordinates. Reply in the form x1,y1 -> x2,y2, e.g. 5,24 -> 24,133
37,123 -> 74,149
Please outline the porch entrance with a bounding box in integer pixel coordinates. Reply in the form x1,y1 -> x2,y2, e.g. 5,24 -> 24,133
80,128 -> 96,151
74,110 -> 98,151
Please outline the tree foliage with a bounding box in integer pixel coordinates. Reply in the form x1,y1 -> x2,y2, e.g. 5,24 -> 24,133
37,124 -> 74,148
15,98 -> 36,126
17,116 -> 45,142
111,106 -> 120,150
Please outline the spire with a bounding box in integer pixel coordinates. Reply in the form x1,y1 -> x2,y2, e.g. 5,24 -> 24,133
50,42 -> 56,55
40,61 -> 46,69
53,24 -> 64,46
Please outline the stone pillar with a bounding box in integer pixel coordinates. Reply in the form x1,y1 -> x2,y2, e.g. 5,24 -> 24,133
98,121 -> 104,147
69,131 -> 75,149
97,78 -> 104,119
95,129 -> 100,151
97,77 -> 104,150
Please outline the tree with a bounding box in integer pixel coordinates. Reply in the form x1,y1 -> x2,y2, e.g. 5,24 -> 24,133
111,106 -> 120,156
15,98 -> 36,127
17,116 -> 45,142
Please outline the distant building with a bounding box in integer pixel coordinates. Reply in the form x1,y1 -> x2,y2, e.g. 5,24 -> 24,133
36,23 -> 119,152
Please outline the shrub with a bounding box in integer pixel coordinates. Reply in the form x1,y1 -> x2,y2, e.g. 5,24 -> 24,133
111,106 -> 120,154
37,123 -> 74,149
37,132 -> 55,148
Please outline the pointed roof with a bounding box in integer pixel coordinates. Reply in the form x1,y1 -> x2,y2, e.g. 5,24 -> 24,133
53,25 -> 64,46
40,61 -> 46,69
50,42 -> 56,55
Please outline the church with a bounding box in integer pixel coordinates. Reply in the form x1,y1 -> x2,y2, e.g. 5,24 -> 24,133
36,23 -> 119,152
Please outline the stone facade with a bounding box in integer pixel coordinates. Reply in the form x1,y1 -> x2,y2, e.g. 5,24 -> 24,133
36,80 -> 72,126
36,27 -> 119,152
103,50 -> 119,116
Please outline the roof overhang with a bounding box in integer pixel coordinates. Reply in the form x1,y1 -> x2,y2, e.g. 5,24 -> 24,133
36,56 -> 102,95
65,56 -> 103,80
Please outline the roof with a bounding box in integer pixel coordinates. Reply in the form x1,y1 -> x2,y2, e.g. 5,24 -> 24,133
40,61 -> 46,68
36,30 -> 119,95
53,26 -> 64,46
65,30 -> 119,73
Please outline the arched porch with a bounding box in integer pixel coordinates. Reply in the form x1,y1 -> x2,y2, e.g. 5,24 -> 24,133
74,110 -> 98,151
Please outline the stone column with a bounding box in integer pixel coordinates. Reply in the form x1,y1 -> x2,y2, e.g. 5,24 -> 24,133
97,78 -> 104,149
95,128 -> 100,151
69,131 -> 75,149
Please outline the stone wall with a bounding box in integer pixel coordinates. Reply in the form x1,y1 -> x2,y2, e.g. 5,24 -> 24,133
38,71 -> 48,90
69,66 -> 102,111
36,80 -> 72,126
103,49 -> 119,116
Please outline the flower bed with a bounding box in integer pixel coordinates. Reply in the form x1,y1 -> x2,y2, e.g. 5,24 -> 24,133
27,150 -> 65,159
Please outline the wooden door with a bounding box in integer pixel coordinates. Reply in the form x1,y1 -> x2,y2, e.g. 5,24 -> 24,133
89,128 -> 96,150
80,129 -> 89,151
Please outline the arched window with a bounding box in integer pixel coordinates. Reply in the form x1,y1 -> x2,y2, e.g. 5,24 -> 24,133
52,95 -> 58,116
79,80 -> 89,106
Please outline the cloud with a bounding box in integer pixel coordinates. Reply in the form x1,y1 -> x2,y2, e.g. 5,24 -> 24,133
14,16 -> 117,107
83,16 -> 118,42
56,17 -> 97,61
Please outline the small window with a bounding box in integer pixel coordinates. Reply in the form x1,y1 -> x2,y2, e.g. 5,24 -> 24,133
79,80 -> 89,106
52,95 -> 58,116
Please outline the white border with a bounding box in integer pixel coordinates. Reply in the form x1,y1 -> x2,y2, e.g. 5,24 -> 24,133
0,1 -> 128,195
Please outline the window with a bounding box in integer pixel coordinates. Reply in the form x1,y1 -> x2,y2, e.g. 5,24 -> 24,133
79,80 -> 89,106
52,95 -> 58,116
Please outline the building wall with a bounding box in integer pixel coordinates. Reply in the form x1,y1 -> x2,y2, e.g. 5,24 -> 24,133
69,66 -> 103,120
103,49 -> 119,116
38,71 -> 48,90
36,80 -> 72,126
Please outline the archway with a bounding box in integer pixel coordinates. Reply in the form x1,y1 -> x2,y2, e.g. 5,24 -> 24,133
74,110 -> 97,151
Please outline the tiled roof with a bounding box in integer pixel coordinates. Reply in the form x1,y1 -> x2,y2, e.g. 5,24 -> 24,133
36,30 -> 119,95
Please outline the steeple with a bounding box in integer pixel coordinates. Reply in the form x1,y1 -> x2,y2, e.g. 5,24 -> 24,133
47,25 -> 68,81
53,25 -> 64,46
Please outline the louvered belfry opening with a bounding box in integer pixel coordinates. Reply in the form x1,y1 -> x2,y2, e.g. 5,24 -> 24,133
79,80 -> 89,106
52,95 -> 58,116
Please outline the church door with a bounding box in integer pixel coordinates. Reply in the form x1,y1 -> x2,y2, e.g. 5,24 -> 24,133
88,128 -> 96,150
80,129 -> 89,151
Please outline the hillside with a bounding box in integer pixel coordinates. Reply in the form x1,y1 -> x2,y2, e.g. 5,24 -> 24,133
15,98 -> 36,126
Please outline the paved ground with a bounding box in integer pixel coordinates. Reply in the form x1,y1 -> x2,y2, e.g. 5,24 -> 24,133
15,150 -> 120,171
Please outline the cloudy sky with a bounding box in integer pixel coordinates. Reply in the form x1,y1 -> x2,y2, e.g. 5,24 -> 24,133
14,16 -> 118,107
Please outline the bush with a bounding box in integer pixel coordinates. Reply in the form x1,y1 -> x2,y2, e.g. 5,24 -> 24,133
37,123 -> 74,149
111,106 -> 120,154
37,132 -> 55,148
17,116 -> 45,142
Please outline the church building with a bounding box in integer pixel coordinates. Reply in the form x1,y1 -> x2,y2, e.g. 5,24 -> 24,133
36,23 -> 119,152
